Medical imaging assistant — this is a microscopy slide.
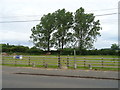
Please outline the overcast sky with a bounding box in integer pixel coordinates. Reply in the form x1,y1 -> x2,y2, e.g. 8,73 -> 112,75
0,0 -> 119,49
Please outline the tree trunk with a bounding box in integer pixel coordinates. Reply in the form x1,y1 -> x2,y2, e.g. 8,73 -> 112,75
61,37 -> 64,50
47,35 -> 50,51
48,41 -> 50,51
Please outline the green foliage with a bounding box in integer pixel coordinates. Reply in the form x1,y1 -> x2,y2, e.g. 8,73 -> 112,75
1,44 -> 43,55
1,43 -> 119,56
111,43 -> 119,50
11,46 -> 29,53
60,48 -> 74,55
53,9 -> 74,49
30,13 -> 55,51
27,46 -> 43,55
30,7 -> 101,52
73,7 -> 102,54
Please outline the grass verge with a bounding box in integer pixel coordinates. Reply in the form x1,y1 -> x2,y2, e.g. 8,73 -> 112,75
2,64 -> 119,71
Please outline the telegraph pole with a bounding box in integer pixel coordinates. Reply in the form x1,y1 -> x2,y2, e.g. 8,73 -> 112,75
73,40 -> 79,69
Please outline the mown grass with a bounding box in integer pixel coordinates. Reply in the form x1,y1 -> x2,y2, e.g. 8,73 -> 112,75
2,64 -> 119,71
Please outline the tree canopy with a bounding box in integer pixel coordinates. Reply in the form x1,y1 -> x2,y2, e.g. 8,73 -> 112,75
111,43 -> 120,50
30,13 -> 55,51
52,9 -> 73,49
30,7 -> 102,52
73,7 -> 101,54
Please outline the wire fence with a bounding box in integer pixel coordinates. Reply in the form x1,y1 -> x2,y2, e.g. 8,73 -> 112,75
1,55 -> 120,70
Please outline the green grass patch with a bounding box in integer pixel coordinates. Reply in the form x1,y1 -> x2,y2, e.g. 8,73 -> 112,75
2,64 -> 33,67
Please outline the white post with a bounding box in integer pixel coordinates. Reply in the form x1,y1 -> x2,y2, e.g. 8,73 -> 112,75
74,49 -> 77,69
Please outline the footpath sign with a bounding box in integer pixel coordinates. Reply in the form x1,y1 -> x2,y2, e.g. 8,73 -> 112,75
13,55 -> 23,59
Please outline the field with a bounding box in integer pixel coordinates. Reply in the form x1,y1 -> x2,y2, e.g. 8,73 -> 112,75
2,55 -> 120,71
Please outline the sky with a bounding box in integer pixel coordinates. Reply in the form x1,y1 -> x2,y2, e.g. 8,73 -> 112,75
0,0 -> 119,49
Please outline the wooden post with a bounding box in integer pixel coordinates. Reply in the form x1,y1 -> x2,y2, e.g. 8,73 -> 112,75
15,59 -> 17,66
32,62 -> 35,67
84,57 -> 86,68
113,58 -> 115,63
67,55 -> 69,68
45,63 -> 48,68
88,64 -> 92,69
58,56 -> 61,68
28,56 -> 31,66
2,56 -> 4,65
43,57 -> 45,67
58,38 -> 61,69
101,57 -> 103,68
58,49 -> 61,69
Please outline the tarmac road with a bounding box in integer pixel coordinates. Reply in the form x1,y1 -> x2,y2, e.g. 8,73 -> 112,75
2,66 -> 118,88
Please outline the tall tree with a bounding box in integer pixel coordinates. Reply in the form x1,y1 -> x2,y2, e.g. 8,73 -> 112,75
73,7 -> 102,54
30,13 -> 55,51
111,43 -> 119,50
53,9 -> 73,49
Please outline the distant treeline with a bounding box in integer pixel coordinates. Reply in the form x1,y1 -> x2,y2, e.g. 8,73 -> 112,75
1,43 -> 119,55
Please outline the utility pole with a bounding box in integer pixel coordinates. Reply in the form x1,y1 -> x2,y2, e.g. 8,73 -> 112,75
74,48 -> 77,69
73,40 -> 79,69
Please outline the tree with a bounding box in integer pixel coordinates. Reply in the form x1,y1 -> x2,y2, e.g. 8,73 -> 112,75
73,7 -> 102,54
1,44 -> 30,53
111,43 -> 119,50
10,46 -> 29,53
30,13 -> 55,51
53,9 -> 73,49
27,46 -> 43,54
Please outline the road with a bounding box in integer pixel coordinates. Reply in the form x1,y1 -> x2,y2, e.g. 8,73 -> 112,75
2,70 -> 118,88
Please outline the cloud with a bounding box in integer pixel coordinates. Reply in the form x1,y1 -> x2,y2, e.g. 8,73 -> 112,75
94,37 -> 118,49
0,30 -> 34,47
0,0 -> 119,49
0,31 -> 30,41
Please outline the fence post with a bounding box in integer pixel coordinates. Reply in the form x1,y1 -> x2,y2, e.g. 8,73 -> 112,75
113,58 -> 115,63
2,56 -> 4,65
101,57 -> 103,68
45,63 -> 48,68
32,62 -> 35,67
28,56 -> 31,66
43,56 -> 45,67
84,57 -> 86,68
74,49 -> 77,69
88,64 -> 92,69
67,55 -> 69,68
58,54 -> 61,69
15,59 -> 17,66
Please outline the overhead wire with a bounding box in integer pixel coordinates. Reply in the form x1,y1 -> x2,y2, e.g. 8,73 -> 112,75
86,8 -> 118,12
0,20 -> 40,23
0,13 -> 118,23
95,13 -> 118,16
0,7 -> 119,18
